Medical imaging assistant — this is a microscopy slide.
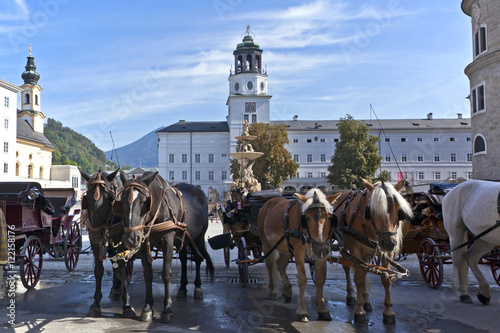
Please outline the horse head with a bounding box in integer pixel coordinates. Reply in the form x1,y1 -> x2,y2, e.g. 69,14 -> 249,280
363,179 -> 413,253
113,171 -> 159,250
80,167 -> 123,244
294,190 -> 341,260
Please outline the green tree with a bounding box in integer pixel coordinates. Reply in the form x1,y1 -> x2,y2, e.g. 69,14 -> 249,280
230,122 -> 298,190
327,115 -> 381,190
374,170 -> 392,183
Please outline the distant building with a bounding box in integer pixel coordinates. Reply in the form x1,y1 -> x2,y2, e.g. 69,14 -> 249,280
462,0 -> 500,180
157,29 -> 472,197
0,79 -> 21,179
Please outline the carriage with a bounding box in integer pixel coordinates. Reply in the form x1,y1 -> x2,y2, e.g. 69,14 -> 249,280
1,181 -> 81,289
400,182 -> 500,289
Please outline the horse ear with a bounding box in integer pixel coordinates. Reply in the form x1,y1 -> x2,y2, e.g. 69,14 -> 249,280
119,170 -> 129,184
79,167 -> 91,181
294,193 -> 309,204
143,172 -> 158,186
112,200 -> 123,216
106,168 -> 120,182
326,192 -> 341,205
394,179 -> 406,192
81,196 -> 88,210
363,179 -> 375,192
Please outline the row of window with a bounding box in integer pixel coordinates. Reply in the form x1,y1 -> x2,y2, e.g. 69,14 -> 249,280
2,162 -> 44,178
386,136 -> 471,143
292,138 -> 331,143
167,170 -> 228,181
24,93 -> 39,105
296,172 -> 327,179
385,153 -> 472,163
410,171 -> 473,181
243,114 -> 257,123
168,153 -> 228,164
293,154 -> 328,163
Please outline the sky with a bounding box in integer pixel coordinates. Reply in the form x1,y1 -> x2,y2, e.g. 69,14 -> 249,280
0,0 -> 472,152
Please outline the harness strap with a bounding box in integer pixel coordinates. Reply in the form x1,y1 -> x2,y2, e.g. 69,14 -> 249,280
283,199 -> 305,255
449,220 -> 500,253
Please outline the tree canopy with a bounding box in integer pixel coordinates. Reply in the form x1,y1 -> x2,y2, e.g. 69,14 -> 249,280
44,118 -> 118,174
327,115 -> 381,190
230,122 -> 298,190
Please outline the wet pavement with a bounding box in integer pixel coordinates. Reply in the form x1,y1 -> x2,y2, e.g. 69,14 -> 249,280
1,220 -> 500,332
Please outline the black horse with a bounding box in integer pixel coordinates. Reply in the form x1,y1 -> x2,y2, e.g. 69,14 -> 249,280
113,171 -> 214,323
79,168 -> 136,318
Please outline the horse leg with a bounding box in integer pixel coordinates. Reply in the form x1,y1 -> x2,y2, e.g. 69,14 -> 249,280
448,226 -> 471,303
140,246 -> 155,322
276,253 -> 292,303
343,265 -> 355,306
161,233 -> 175,323
109,267 -> 123,300
88,243 -> 104,317
315,259 -> 331,321
362,276 -> 372,312
380,259 -> 395,324
353,267 -> 367,323
193,245 -> 204,299
262,239 -> 279,300
464,239 -> 495,305
177,247 -> 188,298
294,254 -> 309,322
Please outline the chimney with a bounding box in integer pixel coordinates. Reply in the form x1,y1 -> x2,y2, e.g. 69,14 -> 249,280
457,113 -> 463,119
293,115 -> 298,121
427,113 -> 433,120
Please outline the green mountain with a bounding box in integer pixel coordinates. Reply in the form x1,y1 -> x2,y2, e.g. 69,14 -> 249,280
44,118 -> 118,174
104,129 -> 159,169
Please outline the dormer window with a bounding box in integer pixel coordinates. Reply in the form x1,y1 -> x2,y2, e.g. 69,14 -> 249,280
24,93 -> 30,104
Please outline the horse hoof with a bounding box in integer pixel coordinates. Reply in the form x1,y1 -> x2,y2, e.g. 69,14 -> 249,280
140,310 -> 154,322
87,305 -> 101,317
122,306 -> 136,318
383,314 -> 396,325
296,314 -> 309,322
477,293 -> 490,305
318,312 -> 332,321
354,313 -> 366,323
161,312 -> 174,323
283,295 -> 292,303
346,297 -> 356,306
269,291 -> 279,300
364,302 -> 372,312
460,295 -> 473,304
194,287 -> 203,299
109,289 -> 122,300
176,289 -> 187,298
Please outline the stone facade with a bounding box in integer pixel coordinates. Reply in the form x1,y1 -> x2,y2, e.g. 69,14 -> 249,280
463,0 -> 500,180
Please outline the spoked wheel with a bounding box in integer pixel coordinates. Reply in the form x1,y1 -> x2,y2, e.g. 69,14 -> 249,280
308,258 -> 327,285
20,235 -> 43,290
238,237 -> 249,287
64,221 -> 82,272
126,259 -> 134,284
489,249 -> 500,286
418,238 -> 444,289
48,242 -> 64,260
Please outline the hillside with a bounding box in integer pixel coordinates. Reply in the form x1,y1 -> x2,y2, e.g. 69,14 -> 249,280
104,128 -> 159,168
44,118 -> 118,174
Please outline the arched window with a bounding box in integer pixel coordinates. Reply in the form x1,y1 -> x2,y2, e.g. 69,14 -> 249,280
474,134 -> 486,155
39,166 -> 44,179
255,55 -> 261,73
35,95 -> 39,105
237,56 -> 243,73
28,164 -> 33,178
16,162 -> 20,176
24,93 -> 30,104
246,54 -> 252,72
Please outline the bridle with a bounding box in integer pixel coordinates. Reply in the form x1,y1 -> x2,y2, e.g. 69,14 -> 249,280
83,171 -> 118,233
119,181 -> 157,233
299,193 -> 335,249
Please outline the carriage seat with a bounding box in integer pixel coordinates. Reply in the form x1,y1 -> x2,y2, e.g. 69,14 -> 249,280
425,194 -> 444,219
249,190 -> 282,201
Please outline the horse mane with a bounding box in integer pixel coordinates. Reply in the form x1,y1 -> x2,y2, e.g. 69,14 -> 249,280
301,189 -> 332,213
370,181 -> 413,220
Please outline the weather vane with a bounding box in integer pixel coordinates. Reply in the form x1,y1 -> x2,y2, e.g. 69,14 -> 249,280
29,43 -> 32,56
243,25 -> 254,38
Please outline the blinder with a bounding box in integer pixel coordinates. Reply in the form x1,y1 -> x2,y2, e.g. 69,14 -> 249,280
81,195 -> 88,210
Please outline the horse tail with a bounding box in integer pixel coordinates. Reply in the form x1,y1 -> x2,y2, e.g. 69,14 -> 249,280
200,243 -> 215,279
266,250 -> 280,293
394,223 -> 403,256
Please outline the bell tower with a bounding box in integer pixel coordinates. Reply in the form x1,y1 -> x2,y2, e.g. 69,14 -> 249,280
227,26 -> 271,153
18,45 -> 45,134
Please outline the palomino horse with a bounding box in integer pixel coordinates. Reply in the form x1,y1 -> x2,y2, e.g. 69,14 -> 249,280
443,180 -> 500,305
334,179 -> 412,324
79,168 -> 135,318
258,189 -> 341,322
113,172 -> 214,323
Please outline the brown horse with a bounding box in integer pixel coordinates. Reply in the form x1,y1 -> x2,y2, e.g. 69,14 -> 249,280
258,189 -> 341,322
335,179 -> 412,324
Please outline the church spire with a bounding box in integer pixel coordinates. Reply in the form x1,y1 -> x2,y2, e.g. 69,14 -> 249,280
22,45 -> 40,86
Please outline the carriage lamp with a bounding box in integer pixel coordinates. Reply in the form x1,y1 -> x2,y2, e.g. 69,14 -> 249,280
27,188 -> 39,201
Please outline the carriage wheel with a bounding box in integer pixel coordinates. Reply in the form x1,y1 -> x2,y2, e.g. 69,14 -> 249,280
238,238 -> 249,287
126,259 -> 134,284
418,238 -> 443,289
64,221 -> 82,272
48,242 -> 64,260
308,259 -> 327,285
20,235 -> 43,290
489,249 -> 500,286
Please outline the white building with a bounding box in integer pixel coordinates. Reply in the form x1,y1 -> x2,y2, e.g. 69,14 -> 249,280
0,79 -> 22,180
157,29 -> 472,198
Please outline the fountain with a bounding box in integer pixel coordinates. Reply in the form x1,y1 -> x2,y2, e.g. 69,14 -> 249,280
229,120 -> 263,194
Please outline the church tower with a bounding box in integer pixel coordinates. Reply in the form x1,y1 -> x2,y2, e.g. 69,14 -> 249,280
462,1 -> 500,180
18,46 -> 45,133
227,26 -> 271,153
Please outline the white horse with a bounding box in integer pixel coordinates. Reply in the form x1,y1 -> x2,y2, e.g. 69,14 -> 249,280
442,180 -> 500,305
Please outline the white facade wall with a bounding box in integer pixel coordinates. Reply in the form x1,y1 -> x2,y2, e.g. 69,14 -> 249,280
0,80 -> 21,180
16,140 -> 53,180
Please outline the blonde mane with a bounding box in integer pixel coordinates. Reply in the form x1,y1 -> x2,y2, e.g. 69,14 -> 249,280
301,189 -> 332,213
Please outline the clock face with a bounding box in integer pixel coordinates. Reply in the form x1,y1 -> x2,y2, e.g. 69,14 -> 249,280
235,82 -> 239,91
245,102 -> 256,113
247,81 -> 253,90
